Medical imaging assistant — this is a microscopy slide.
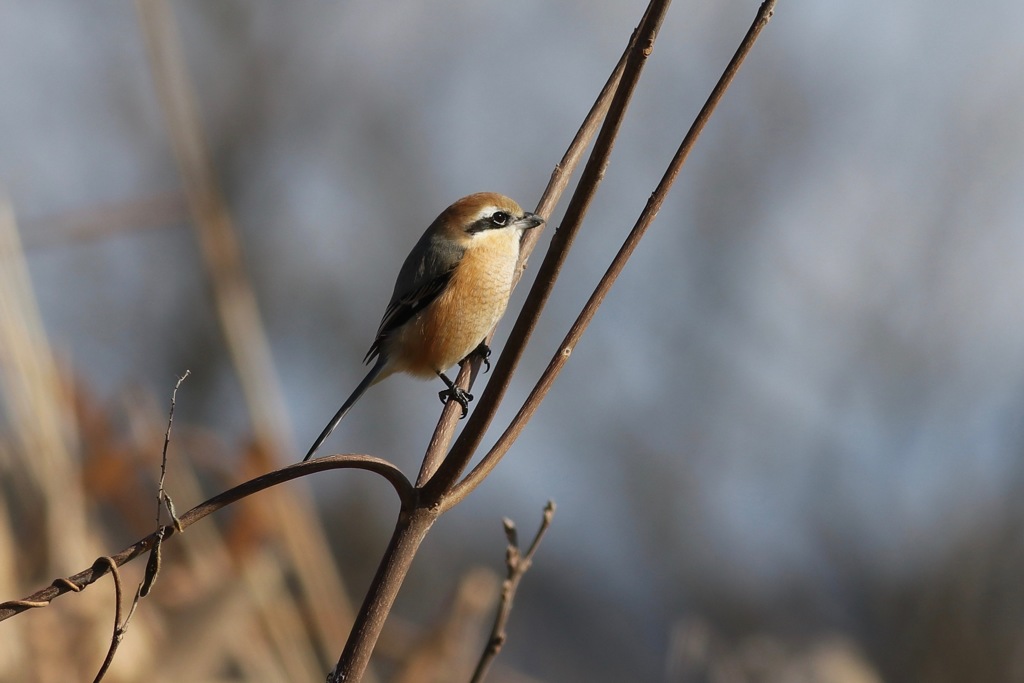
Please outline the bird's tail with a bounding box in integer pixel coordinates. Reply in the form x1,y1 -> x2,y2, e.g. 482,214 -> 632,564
302,357 -> 387,462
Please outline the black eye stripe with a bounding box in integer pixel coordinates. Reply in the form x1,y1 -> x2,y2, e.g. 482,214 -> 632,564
466,217 -> 492,234
466,210 -> 516,234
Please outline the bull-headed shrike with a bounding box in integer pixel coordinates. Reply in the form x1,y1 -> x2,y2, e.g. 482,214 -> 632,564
303,192 -> 543,462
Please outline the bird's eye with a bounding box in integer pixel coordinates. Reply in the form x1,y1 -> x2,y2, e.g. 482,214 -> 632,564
490,211 -> 510,226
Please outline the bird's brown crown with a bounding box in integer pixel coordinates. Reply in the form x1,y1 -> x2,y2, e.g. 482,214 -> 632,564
441,192 -> 524,229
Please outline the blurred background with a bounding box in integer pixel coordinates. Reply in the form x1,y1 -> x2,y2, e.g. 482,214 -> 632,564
2,0 -> 1024,681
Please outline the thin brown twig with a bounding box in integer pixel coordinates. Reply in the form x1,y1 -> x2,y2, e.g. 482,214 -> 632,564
92,558 -> 145,683
141,371 -> 189,598
91,557 -> 124,683
445,0 -> 778,510
470,501 -> 555,683
93,370 -> 193,679
0,454 -> 413,622
158,370 -> 189,533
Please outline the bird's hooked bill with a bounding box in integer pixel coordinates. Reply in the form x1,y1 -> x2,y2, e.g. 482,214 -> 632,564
518,212 -> 544,230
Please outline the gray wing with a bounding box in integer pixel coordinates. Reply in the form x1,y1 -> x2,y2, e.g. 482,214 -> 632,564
363,225 -> 466,364
363,267 -> 454,364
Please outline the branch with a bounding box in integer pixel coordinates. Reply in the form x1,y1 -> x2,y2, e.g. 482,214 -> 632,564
470,501 -> 555,683
0,454 -> 413,622
445,0 -> 778,510
91,556 -> 144,683
90,557 -> 123,683
157,370 -> 189,533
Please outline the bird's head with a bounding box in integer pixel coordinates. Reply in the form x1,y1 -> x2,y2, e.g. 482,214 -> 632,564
436,192 -> 544,244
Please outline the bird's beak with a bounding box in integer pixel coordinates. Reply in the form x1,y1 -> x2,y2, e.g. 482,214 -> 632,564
517,212 -> 544,230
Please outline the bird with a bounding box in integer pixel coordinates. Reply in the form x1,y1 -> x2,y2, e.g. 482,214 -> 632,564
302,192 -> 544,462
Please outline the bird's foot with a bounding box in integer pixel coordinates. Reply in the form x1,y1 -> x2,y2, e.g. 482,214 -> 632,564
470,342 -> 492,373
438,386 -> 472,418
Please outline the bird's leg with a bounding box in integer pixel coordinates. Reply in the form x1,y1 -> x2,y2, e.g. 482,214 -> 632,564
436,371 -> 472,418
465,341 -> 492,373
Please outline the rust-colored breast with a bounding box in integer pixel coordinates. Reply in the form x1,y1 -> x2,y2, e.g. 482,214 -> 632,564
387,229 -> 520,377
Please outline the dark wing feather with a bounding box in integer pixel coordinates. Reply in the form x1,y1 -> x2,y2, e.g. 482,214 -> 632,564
363,267 -> 455,364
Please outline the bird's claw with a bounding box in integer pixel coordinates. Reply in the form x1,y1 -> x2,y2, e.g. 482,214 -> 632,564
439,386 -> 472,418
473,343 -> 492,373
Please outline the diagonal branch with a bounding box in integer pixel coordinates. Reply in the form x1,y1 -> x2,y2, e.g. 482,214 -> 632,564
444,0 -> 779,511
